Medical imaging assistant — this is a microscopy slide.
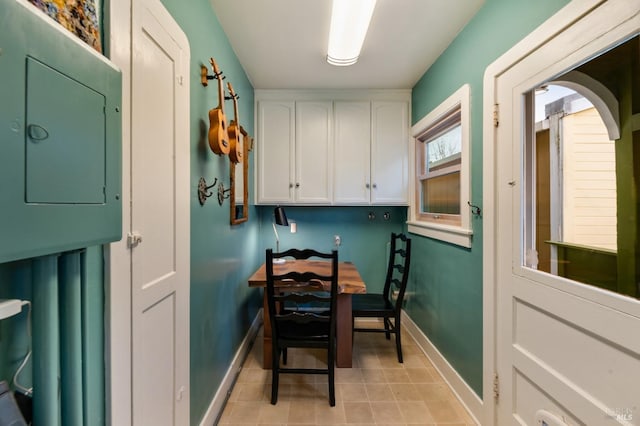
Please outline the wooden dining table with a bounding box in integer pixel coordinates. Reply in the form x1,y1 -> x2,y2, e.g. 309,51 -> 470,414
248,259 -> 366,368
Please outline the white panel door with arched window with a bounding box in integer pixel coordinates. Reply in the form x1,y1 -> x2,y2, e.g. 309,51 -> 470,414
485,1 -> 640,424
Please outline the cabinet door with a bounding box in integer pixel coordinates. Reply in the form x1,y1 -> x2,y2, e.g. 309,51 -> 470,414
371,101 -> 409,205
333,101 -> 371,204
257,101 -> 295,203
295,101 -> 332,204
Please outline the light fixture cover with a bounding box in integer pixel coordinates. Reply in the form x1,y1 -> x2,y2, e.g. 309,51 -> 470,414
327,0 -> 377,66
274,206 -> 289,226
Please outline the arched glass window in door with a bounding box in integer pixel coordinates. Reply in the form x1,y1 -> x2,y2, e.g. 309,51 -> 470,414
524,35 -> 638,299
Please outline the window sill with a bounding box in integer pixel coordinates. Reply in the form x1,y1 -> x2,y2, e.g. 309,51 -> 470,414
407,220 -> 473,248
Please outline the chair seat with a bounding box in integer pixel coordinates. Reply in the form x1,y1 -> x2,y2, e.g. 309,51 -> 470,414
352,293 -> 394,314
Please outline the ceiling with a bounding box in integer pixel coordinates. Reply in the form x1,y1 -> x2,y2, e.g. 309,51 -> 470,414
210,0 -> 484,90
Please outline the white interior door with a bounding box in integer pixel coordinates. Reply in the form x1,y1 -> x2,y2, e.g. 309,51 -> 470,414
131,0 -> 190,424
494,2 -> 639,425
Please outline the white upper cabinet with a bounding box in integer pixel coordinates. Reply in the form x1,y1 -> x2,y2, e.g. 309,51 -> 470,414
257,101 -> 295,203
257,100 -> 333,204
333,100 -> 409,205
333,101 -> 371,204
256,90 -> 410,205
295,101 -> 333,204
371,101 -> 409,204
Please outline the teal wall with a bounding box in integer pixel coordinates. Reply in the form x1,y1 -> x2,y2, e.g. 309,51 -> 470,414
408,0 -> 571,397
157,0 -> 261,424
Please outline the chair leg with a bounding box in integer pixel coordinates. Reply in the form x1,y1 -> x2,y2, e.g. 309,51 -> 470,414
328,345 -> 335,406
283,347 -> 288,365
384,317 -> 391,340
271,347 -> 280,404
328,370 -> 335,406
395,316 -> 403,363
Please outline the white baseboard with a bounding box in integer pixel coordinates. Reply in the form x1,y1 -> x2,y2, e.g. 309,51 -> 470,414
199,309 -> 263,426
401,311 -> 483,424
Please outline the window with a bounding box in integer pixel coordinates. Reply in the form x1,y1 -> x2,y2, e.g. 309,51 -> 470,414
409,84 -> 472,247
420,110 -> 462,218
520,34 -> 639,300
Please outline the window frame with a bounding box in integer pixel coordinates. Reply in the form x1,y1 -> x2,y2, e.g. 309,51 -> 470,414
408,84 -> 473,247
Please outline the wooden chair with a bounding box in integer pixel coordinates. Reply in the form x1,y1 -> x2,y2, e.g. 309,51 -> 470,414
352,233 -> 411,363
265,248 -> 338,406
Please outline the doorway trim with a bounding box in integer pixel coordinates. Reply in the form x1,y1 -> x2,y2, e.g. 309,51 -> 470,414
106,0 -> 133,423
481,1 -> 608,424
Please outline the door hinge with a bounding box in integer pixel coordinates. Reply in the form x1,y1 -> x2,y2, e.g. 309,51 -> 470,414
127,232 -> 143,248
493,103 -> 499,127
493,373 -> 500,400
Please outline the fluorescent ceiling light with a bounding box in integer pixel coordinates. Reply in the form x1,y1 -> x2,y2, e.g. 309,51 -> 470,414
327,0 -> 377,66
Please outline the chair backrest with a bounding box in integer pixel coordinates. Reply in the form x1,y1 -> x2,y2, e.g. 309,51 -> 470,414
265,248 -> 339,341
382,233 -> 411,310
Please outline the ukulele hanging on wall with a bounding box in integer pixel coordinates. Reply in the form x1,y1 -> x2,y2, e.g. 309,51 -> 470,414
227,82 -> 243,164
207,58 -> 230,155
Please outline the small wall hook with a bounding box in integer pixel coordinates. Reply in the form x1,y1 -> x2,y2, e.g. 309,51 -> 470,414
218,182 -> 231,206
198,177 -> 218,205
467,201 -> 482,216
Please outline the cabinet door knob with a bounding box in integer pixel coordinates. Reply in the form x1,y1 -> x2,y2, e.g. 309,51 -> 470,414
372,183 -> 377,189
295,183 -> 300,188
365,183 -> 370,189
289,183 -> 293,188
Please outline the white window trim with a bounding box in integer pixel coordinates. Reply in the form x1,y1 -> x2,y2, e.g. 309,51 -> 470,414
408,84 -> 473,247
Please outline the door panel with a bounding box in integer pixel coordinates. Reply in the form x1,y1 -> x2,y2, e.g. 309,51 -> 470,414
138,294 -> 176,424
131,0 -> 190,424
133,23 -> 177,293
511,278 -> 639,423
495,1 -> 640,425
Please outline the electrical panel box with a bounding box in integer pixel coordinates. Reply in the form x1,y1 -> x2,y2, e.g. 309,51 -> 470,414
0,0 -> 122,263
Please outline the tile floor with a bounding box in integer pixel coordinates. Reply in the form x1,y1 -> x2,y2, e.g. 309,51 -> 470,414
218,320 -> 477,425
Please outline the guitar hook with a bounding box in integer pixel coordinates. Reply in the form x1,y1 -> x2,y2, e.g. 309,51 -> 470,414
201,61 -> 226,86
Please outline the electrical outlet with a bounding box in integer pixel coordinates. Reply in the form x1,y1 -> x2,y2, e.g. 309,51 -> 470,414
334,235 -> 341,246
